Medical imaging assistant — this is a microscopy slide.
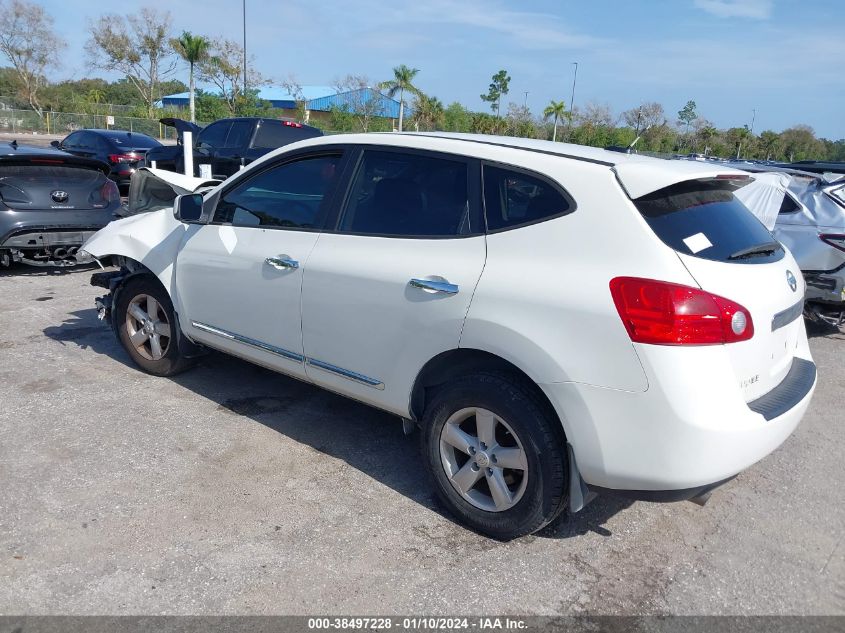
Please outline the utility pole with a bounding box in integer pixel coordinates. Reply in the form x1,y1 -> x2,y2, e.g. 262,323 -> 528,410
242,0 -> 248,95
567,62 -> 578,138
523,91 -> 529,108
750,108 -> 756,135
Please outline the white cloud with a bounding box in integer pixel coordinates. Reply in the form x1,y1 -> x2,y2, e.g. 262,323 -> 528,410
693,0 -> 773,19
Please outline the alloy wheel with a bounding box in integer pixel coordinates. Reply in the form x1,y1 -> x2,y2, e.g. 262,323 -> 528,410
125,293 -> 172,361
439,407 -> 529,512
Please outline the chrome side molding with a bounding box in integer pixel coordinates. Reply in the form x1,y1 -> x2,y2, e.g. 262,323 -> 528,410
306,357 -> 385,390
190,320 -> 384,389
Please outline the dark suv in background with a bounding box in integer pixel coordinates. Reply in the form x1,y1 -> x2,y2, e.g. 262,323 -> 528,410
143,117 -> 323,179
52,130 -> 162,192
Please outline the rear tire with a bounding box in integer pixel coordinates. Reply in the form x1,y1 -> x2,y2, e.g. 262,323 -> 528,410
420,372 -> 568,540
114,276 -> 193,377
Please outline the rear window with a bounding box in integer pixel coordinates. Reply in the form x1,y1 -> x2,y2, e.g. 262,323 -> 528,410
252,121 -> 322,149
109,133 -> 160,148
0,164 -> 106,208
634,180 -> 784,264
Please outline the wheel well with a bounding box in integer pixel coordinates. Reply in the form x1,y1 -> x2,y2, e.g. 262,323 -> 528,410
410,349 -> 562,431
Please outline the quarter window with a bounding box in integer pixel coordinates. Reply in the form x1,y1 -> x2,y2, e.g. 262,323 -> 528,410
197,121 -> 230,148
483,165 -> 572,231
339,150 -> 471,237
778,193 -> 801,214
213,154 -> 342,229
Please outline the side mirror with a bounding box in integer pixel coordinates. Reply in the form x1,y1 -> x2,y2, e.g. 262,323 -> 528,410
173,193 -> 205,223
50,140 -> 61,148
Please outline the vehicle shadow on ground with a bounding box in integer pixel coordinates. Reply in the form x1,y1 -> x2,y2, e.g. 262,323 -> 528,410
44,306 -> 633,541
805,319 -> 845,341
0,263 -> 99,278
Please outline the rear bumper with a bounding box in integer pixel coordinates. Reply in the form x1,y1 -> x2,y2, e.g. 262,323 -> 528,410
541,345 -> 816,493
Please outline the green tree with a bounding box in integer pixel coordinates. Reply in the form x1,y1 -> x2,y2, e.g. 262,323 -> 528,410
194,89 -> 228,122
443,101 -> 471,132
411,93 -> 445,131
543,99 -> 566,142
171,31 -> 209,123
677,100 -> 697,149
0,0 -> 66,118
378,64 -> 420,132
480,70 -> 510,118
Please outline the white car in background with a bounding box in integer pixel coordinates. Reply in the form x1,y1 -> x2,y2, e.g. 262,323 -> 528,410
735,168 -> 845,329
81,133 -> 816,539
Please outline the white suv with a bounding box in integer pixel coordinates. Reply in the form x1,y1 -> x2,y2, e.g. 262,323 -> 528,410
83,133 -> 817,539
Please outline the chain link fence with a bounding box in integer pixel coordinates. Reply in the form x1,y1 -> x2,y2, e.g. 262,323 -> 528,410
0,107 -> 180,140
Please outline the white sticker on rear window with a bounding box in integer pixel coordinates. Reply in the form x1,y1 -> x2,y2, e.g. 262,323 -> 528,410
683,232 -> 713,254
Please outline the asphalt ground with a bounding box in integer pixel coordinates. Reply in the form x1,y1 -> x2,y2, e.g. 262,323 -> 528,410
0,263 -> 843,615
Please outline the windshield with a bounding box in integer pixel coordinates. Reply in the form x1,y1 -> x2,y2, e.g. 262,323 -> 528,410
634,179 -> 784,264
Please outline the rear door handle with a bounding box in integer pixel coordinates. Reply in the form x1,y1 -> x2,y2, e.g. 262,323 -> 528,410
265,256 -> 299,270
409,278 -> 459,294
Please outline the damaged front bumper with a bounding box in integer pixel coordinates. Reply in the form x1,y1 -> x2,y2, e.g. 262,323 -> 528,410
90,269 -> 126,322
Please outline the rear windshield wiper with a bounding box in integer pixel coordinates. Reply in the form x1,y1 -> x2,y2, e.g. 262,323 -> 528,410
728,241 -> 782,260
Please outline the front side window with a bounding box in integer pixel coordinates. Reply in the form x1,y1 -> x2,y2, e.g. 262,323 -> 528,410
213,153 -> 342,229
483,164 -> 573,231
339,150 -> 471,237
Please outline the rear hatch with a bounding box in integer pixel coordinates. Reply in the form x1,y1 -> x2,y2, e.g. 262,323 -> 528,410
0,158 -> 118,211
634,177 -> 806,402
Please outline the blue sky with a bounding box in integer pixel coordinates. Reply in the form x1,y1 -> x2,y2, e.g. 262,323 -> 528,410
43,0 -> 844,139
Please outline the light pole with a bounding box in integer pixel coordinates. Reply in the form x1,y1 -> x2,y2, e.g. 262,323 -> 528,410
568,62 -> 578,138
242,0 -> 248,95
750,108 -> 756,135
524,91 -> 529,108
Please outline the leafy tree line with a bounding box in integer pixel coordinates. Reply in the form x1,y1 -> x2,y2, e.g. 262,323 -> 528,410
0,0 -> 840,162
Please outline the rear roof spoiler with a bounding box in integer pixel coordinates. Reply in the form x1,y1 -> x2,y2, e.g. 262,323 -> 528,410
612,160 -> 752,199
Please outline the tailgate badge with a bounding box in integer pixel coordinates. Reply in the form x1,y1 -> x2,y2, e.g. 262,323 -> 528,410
51,190 -> 69,203
786,270 -> 797,292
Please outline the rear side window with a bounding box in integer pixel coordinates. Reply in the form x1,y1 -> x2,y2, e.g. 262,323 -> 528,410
483,165 -> 572,231
253,121 -> 322,149
197,121 -> 230,148
214,153 -> 341,229
634,180 -> 784,263
338,150 -> 472,237
224,121 -> 253,148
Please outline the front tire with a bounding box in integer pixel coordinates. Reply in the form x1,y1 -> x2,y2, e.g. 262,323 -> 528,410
420,372 -> 568,540
114,276 -> 193,377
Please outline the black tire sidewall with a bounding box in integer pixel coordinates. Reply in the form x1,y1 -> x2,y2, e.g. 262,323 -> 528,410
421,373 -> 568,540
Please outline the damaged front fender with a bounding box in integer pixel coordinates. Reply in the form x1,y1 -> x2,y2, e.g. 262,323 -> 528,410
81,208 -> 193,300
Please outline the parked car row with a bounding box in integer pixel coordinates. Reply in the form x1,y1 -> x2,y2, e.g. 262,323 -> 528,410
0,117 -> 323,268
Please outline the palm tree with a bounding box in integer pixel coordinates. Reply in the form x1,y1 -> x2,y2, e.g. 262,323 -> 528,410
171,31 -> 210,123
543,100 -> 567,142
411,94 -> 445,131
379,64 -> 421,132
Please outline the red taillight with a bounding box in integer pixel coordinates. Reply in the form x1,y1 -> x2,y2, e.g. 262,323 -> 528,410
108,153 -> 141,164
283,121 -> 303,127
609,277 -> 754,345
819,233 -> 845,253
91,180 -> 120,207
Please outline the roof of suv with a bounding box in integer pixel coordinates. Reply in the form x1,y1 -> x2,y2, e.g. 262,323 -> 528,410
262,131 -> 751,200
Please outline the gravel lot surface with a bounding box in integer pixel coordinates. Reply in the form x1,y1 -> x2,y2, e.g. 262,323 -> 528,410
0,264 -> 843,615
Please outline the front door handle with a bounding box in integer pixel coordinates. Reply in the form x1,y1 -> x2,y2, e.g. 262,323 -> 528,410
409,278 -> 459,294
265,256 -> 299,270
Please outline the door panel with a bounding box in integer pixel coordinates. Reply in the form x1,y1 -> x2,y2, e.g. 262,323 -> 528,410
300,148 -> 485,415
301,234 -> 485,414
173,151 -> 346,378
176,225 -> 317,378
